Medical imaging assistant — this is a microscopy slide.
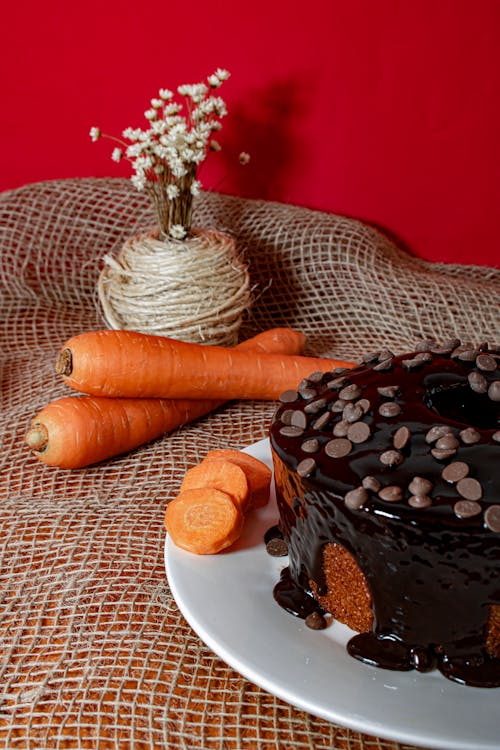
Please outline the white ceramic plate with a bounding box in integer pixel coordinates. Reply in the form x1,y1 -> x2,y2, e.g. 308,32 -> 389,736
165,438 -> 500,750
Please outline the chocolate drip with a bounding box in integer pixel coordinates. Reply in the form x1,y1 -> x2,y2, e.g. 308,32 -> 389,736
270,347 -> 500,687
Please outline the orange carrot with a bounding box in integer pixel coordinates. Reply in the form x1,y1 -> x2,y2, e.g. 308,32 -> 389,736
180,459 -> 249,512
27,327 -> 307,468
202,449 -> 272,512
56,330 -> 355,399
164,488 -> 244,554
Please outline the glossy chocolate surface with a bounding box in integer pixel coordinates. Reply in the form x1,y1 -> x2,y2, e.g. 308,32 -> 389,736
270,346 -> 500,687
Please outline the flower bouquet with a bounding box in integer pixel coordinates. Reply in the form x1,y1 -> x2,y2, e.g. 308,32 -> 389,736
91,69 -> 251,345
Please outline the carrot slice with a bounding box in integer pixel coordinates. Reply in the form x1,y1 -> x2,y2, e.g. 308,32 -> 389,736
180,459 -> 249,512
203,449 -> 272,512
164,488 -> 243,554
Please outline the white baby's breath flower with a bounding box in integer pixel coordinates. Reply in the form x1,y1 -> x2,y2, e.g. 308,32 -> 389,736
131,171 -> 146,191
239,151 -> 251,165
111,148 -> 123,162
144,109 -> 158,121
215,68 -> 230,81
122,127 -> 143,141
89,126 -> 101,142
208,74 -> 221,88
190,180 -> 202,197
151,98 -> 163,109
169,224 -> 187,240
167,184 -> 180,199
159,88 -> 174,100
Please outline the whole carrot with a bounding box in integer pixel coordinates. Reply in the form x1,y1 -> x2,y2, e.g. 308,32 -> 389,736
56,330 -> 354,400
26,328 -> 309,468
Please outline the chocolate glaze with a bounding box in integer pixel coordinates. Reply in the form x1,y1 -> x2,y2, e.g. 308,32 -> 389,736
270,346 -> 500,687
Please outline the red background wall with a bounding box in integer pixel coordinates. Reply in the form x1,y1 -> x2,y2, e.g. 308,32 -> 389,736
2,0 -> 499,267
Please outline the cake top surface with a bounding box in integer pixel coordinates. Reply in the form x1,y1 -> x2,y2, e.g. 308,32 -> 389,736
270,339 -> 500,533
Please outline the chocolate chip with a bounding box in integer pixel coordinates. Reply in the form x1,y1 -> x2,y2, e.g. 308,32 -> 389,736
408,495 -> 432,509
377,385 -> 399,399
307,370 -> 325,383
380,449 -> 404,467
468,371 -> 488,394
402,358 -> 424,370
301,438 -> 319,454
290,410 -> 307,429
431,448 -> 457,460
457,477 -> 483,501
442,461 -> 469,483
378,402 -> 401,418
343,403 -> 363,423
476,353 -> 497,372
435,434 -> 460,451
357,398 -> 371,414
298,386 -> 317,400
327,376 -> 348,389
280,409 -> 294,425
484,505 -> 500,533
297,457 -> 316,477
378,349 -> 395,361
488,381 -> 500,401
333,367 -> 349,375
430,343 -> 455,355
362,351 -> 381,364
266,537 -> 289,556
324,438 -> 352,458
393,426 -> 411,450
330,398 -> 347,413
373,358 -> 393,371
459,427 -> 481,445
312,411 -> 331,430
305,611 -> 328,630
333,420 -> 350,437
493,431 -> 500,442
413,351 -> 433,363
378,485 -> 403,502
279,425 -> 304,438
304,398 -> 327,414
279,390 -> 298,403
363,475 -> 381,493
339,384 -> 362,401
454,500 -> 482,519
414,338 -> 435,352
344,487 -> 368,510
408,476 -> 433,495
347,421 -> 371,444
425,425 -> 452,443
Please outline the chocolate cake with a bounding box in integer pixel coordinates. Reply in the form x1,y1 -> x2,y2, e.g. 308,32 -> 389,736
269,340 -> 500,687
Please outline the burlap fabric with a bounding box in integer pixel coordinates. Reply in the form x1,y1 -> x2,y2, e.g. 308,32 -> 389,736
0,178 -> 498,750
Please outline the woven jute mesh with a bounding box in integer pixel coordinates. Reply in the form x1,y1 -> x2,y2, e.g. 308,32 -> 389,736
0,178 -> 498,750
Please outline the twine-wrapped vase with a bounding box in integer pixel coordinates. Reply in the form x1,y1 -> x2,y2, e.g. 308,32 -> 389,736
98,227 -> 251,346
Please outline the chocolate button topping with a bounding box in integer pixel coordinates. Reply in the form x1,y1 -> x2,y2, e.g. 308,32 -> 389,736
484,505 -> 500,533
304,398 -> 327,414
305,611 -> 328,630
380,449 -> 404,467
301,438 -> 319,454
408,495 -> 432,509
312,412 -> 331,430
488,381 -> 500,401
378,485 -> 403,502
280,409 -> 294,425
343,403 -> 363,423
408,476 -> 433,495
476,353 -> 497,372
331,398 -> 347,413
458,349 -> 479,362
339,384 -> 362,401
457,477 -> 483,501
291,410 -> 307,429
435,434 -> 459,450
468,371 -> 488,394
378,402 -> 402,418
279,425 -> 304,438
459,427 -> 481,445
279,390 -> 298,403
377,385 -> 399,398
327,376 -> 348,389
357,398 -> 371,414
393,426 -> 411,450
362,475 -> 381,493
431,448 -> 456,460
425,425 -> 452,443
347,421 -> 371,444
344,487 -> 368,510
333,420 -> 350,437
442,461 -> 469,483
373,358 -> 393,371
297,457 -> 316,477
324,438 -> 352,458
454,500 -> 482,519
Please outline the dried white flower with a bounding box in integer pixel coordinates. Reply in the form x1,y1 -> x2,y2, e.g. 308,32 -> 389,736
167,184 -> 180,199
131,171 -> 146,191
151,98 -> 163,109
89,127 -> 101,142
190,180 -> 202,196
144,109 -> 158,121
215,68 -> 230,81
159,88 -> 174,100
111,148 -> 123,162
169,224 -> 187,240
239,151 -> 251,165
